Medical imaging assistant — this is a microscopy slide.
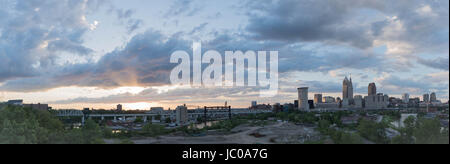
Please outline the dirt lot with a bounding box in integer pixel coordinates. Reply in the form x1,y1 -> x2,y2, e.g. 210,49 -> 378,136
111,121 -> 322,144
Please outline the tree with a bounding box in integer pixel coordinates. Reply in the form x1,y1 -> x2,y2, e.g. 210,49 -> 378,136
81,119 -> 104,144
357,119 -> 388,144
142,124 -> 167,137
414,118 -> 447,144
0,106 -> 105,144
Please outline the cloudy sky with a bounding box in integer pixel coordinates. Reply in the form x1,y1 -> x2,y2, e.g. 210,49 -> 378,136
0,0 -> 448,110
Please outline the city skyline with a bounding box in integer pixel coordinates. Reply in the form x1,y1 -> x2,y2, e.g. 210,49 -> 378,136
1,0 -> 449,110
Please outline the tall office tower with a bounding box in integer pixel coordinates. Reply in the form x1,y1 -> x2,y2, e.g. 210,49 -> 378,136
342,77 -> 354,100
402,93 -> 410,103
298,87 -> 310,111
423,94 -> 430,102
368,83 -> 377,96
430,92 -> 437,102
314,94 -> 323,104
117,104 -> 123,111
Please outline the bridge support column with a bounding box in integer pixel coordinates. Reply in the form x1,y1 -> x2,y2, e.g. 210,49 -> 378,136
152,116 -> 155,122
114,116 -> 117,121
81,116 -> 85,125
144,116 -> 147,123
101,116 -> 105,121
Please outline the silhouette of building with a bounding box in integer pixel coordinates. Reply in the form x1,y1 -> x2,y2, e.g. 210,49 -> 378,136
117,104 -> 123,111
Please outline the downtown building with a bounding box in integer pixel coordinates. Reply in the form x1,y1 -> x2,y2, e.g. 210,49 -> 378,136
364,83 -> 388,110
342,76 -> 354,107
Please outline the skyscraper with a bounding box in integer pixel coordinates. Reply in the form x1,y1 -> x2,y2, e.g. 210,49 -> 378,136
298,87 -> 310,111
430,92 -> 437,102
368,83 -> 377,96
342,77 -> 354,100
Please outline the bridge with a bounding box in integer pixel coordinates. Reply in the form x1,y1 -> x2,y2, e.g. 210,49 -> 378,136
54,109 -> 272,125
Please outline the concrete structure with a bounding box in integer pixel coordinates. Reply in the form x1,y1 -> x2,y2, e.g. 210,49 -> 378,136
402,93 -> 410,103
314,94 -> 323,104
368,83 -> 377,96
430,92 -> 437,102
423,94 -> 430,103
298,87 -> 310,111
117,104 -> 123,111
176,105 -> 188,125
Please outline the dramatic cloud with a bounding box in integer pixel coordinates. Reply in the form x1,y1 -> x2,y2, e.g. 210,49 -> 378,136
0,30 -> 190,92
243,0 -> 449,69
0,0 -> 105,82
